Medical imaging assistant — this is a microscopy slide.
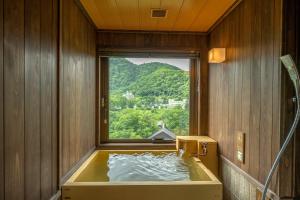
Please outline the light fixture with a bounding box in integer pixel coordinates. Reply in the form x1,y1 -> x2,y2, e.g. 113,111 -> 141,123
208,48 -> 226,63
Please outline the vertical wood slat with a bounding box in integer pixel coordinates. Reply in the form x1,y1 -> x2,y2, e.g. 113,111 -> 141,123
52,0 -> 58,194
24,0 -> 41,199
189,58 -> 198,136
293,0 -> 300,196
40,0 -> 55,198
240,0 -> 251,174
199,46 -> 209,135
0,0 -> 3,199
4,0 -> 25,199
248,0 -> 262,181
270,0 -> 281,192
259,0 -> 274,184
99,57 -> 109,143
61,0 -> 70,176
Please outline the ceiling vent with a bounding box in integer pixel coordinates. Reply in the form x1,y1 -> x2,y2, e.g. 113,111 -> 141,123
151,9 -> 167,18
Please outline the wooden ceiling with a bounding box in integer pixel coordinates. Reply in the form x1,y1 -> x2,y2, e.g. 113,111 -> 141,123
80,0 -> 239,32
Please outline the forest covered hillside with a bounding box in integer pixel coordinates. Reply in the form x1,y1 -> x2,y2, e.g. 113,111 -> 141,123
109,58 -> 190,139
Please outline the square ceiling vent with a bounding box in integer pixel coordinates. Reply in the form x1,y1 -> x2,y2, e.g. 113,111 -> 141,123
151,9 -> 167,18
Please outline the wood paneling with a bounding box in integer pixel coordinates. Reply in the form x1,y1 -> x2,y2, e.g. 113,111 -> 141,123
80,0 -> 239,32
60,0 -> 96,180
0,0 -> 95,198
281,0 -> 300,197
24,0 -> 41,198
0,0 -> 3,199
220,156 -> 279,200
96,30 -> 209,136
4,0 -> 25,199
1,0 -> 58,199
208,0 -> 282,193
97,30 -> 207,51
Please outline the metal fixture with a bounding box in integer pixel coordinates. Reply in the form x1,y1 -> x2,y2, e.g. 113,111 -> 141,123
199,142 -> 208,156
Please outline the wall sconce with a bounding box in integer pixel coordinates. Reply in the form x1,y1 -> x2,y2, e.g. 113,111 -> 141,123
208,48 -> 226,63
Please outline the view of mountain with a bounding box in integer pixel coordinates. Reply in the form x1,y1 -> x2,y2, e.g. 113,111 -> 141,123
108,58 -> 190,139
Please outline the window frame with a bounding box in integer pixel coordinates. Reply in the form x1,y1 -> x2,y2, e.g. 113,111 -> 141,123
97,52 -> 200,145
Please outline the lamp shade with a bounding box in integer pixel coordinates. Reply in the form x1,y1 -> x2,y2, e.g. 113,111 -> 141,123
208,48 -> 226,63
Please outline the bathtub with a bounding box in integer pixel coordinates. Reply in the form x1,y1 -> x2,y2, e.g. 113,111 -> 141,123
62,150 -> 222,200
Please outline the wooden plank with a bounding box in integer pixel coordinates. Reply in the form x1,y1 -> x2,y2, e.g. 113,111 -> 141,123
61,0 -> 70,177
4,0 -> 25,199
88,24 -> 96,151
258,0 -> 274,184
271,0 -> 281,192
248,0 -> 262,181
24,0 -> 41,199
189,59 -> 198,136
294,0 -> 300,196
51,0 -> 58,194
199,46 -> 209,135
96,30 -> 206,51
73,0 -> 81,162
40,0 -> 54,198
173,0 -> 207,31
99,57 -> 109,143
0,0 -> 3,199
240,0 -> 251,173
232,8 -> 242,167
115,0 -> 139,30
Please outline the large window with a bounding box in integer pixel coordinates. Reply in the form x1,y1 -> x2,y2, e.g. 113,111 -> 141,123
99,55 -> 199,143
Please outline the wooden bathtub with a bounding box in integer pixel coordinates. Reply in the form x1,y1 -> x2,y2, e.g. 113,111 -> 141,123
62,150 -> 222,200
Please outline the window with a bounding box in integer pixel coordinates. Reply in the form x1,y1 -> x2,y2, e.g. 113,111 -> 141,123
99,55 -> 199,143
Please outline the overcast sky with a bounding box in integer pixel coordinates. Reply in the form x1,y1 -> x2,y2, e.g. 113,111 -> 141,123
126,58 -> 190,71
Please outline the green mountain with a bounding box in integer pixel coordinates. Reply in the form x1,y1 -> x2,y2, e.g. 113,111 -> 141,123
109,58 -> 189,99
108,57 -> 190,139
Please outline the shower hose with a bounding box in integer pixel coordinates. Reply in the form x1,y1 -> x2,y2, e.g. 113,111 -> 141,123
261,55 -> 300,200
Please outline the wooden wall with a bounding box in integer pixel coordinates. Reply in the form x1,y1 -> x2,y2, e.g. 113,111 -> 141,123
96,31 -> 209,135
281,0 -> 300,197
0,0 -> 58,199
0,0 -> 3,199
60,0 -> 96,181
208,0 -> 282,194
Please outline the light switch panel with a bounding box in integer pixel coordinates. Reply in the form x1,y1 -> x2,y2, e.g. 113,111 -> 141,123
236,131 -> 245,163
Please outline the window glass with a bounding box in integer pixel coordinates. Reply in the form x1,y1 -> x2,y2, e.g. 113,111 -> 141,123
109,57 -> 190,140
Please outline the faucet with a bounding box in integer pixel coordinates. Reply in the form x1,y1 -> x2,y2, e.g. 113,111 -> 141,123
199,142 -> 208,156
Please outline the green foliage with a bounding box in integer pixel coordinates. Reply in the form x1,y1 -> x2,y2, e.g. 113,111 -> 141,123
108,58 -> 190,139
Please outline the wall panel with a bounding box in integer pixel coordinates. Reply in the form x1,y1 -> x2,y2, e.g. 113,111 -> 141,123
281,0 -> 300,197
4,0 -> 25,199
1,0 -> 58,199
60,0 -> 96,180
208,0 -> 282,194
24,0 -> 41,198
0,0 -> 3,199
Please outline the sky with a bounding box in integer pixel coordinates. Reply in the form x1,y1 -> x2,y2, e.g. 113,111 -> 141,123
126,58 -> 190,71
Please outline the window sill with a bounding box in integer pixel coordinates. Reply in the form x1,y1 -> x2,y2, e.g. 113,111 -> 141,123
97,143 -> 176,150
